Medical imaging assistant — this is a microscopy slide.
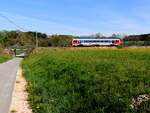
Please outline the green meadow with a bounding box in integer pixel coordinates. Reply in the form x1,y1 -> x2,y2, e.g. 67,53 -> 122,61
22,48 -> 150,113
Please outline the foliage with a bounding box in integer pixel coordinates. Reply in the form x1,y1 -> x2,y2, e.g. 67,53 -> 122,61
122,34 -> 150,46
49,35 -> 73,47
22,48 -> 150,113
0,48 -> 12,63
0,30 -> 75,47
0,54 -> 11,63
121,41 -> 150,47
125,34 -> 150,41
0,30 -> 35,47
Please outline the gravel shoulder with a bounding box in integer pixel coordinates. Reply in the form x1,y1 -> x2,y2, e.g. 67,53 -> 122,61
9,67 -> 32,113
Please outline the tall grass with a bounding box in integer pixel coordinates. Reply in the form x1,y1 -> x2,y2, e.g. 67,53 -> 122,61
22,48 -> 150,113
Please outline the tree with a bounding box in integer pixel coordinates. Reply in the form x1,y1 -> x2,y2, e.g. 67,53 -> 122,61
49,35 -> 73,47
95,32 -> 103,38
90,32 -> 104,38
112,33 -> 127,39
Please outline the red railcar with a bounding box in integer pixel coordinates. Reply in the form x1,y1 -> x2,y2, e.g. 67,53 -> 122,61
72,38 -> 121,47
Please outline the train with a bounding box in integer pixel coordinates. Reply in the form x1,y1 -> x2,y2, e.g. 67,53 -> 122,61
72,38 -> 121,47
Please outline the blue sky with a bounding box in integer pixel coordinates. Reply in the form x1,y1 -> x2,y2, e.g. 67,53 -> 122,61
0,0 -> 150,36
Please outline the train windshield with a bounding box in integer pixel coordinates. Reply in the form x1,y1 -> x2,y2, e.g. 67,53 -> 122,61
73,40 -> 79,44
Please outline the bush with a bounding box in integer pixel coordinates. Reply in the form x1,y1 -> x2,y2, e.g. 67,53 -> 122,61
0,48 -> 12,63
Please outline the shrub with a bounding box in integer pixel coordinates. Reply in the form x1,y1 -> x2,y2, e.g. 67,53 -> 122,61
0,47 -> 12,63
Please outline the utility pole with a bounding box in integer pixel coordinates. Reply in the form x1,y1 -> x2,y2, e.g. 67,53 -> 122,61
36,32 -> 38,49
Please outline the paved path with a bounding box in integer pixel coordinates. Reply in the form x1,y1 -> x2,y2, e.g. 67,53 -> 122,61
0,57 -> 23,113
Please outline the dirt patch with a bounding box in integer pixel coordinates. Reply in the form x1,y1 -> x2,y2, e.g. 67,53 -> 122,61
9,68 -> 32,113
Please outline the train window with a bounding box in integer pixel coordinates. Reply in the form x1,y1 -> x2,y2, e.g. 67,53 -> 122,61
83,40 -> 114,43
80,40 -> 83,43
84,40 -> 89,43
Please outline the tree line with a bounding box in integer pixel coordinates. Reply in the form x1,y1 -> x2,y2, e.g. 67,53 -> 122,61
0,30 -> 150,47
124,34 -> 150,41
0,30 -> 76,47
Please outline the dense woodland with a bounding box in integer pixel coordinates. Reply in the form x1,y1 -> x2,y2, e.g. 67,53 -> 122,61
0,30 -> 150,47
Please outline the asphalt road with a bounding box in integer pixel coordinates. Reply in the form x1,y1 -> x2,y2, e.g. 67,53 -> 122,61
0,57 -> 23,113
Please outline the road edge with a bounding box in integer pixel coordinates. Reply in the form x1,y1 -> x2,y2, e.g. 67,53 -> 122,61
9,67 -> 32,113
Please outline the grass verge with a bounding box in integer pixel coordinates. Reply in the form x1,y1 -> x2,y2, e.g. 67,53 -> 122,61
0,48 -> 12,63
